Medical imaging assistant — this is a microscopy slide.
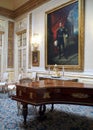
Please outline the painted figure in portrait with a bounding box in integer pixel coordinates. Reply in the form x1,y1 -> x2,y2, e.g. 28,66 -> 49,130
47,1 -> 78,66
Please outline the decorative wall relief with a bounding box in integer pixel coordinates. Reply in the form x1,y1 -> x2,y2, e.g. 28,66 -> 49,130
8,21 -> 14,68
0,19 -> 5,31
15,17 -> 27,32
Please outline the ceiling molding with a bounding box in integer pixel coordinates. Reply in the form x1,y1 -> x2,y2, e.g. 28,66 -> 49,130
0,0 -> 50,19
0,7 -> 14,18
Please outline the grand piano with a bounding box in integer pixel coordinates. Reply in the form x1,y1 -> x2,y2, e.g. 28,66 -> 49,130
12,79 -> 93,125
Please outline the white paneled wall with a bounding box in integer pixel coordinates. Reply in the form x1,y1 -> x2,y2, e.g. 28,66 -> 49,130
1,0 -> 93,82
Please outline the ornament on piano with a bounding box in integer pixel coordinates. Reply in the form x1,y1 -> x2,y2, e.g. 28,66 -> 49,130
52,64 -> 61,78
62,66 -> 65,78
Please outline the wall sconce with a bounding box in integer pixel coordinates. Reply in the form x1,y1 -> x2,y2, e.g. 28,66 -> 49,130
32,33 -> 40,51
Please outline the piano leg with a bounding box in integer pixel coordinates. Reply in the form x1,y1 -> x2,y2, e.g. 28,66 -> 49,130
50,103 -> 54,111
22,104 -> 28,127
39,104 -> 46,115
38,104 -> 46,120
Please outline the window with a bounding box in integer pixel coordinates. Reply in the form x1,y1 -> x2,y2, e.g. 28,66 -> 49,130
0,32 -> 4,74
17,30 -> 27,71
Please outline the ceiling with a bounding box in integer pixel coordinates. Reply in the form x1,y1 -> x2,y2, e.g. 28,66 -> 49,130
0,0 -> 50,19
0,0 -> 29,10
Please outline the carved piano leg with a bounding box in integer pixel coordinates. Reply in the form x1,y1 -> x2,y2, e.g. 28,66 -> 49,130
38,104 -> 46,120
22,104 -> 28,127
50,103 -> 54,111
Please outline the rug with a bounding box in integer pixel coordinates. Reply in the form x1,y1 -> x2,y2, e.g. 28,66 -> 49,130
0,92 -> 93,130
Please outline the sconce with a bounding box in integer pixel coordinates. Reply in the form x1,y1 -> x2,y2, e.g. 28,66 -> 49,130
32,33 -> 40,51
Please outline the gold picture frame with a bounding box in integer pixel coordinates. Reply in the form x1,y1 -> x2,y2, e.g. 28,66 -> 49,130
45,0 -> 85,71
32,51 -> 40,66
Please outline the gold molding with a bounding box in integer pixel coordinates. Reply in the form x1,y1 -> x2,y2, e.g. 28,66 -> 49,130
8,21 -> 14,68
72,93 -> 89,99
0,7 -> 14,18
32,51 -> 40,66
0,0 -> 50,19
0,31 -> 4,34
16,29 -> 26,35
45,0 -> 85,71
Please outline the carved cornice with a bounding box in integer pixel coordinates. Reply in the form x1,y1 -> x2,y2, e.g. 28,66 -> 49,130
0,7 -> 14,18
0,0 -> 50,19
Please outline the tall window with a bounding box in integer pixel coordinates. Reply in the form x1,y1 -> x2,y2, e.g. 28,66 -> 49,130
17,30 -> 27,71
0,32 -> 4,74
0,34 -> 2,73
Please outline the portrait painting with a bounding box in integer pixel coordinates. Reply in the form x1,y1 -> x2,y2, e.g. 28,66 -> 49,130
45,0 -> 85,71
32,51 -> 40,66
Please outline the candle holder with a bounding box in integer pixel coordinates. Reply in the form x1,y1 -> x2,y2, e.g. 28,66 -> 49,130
62,66 -> 64,78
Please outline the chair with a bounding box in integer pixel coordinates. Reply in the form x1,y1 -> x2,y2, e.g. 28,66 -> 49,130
8,83 -> 16,97
0,72 -> 8,93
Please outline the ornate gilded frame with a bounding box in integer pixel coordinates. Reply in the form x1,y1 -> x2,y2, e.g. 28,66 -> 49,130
32,51 -> 40,66
45,0 -> 85,71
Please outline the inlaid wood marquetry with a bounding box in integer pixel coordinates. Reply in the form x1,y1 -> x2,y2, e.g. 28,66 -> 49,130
56,89 -> 61,93
19,90 -> 22,96
72,93 -> 89,99
43,92 -> 50,99
12,79 -> 93,126
29,92 -> 33,99
12,79 -> 93,107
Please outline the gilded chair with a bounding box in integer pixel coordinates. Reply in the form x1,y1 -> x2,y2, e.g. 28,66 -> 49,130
0,72 -> 8,93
